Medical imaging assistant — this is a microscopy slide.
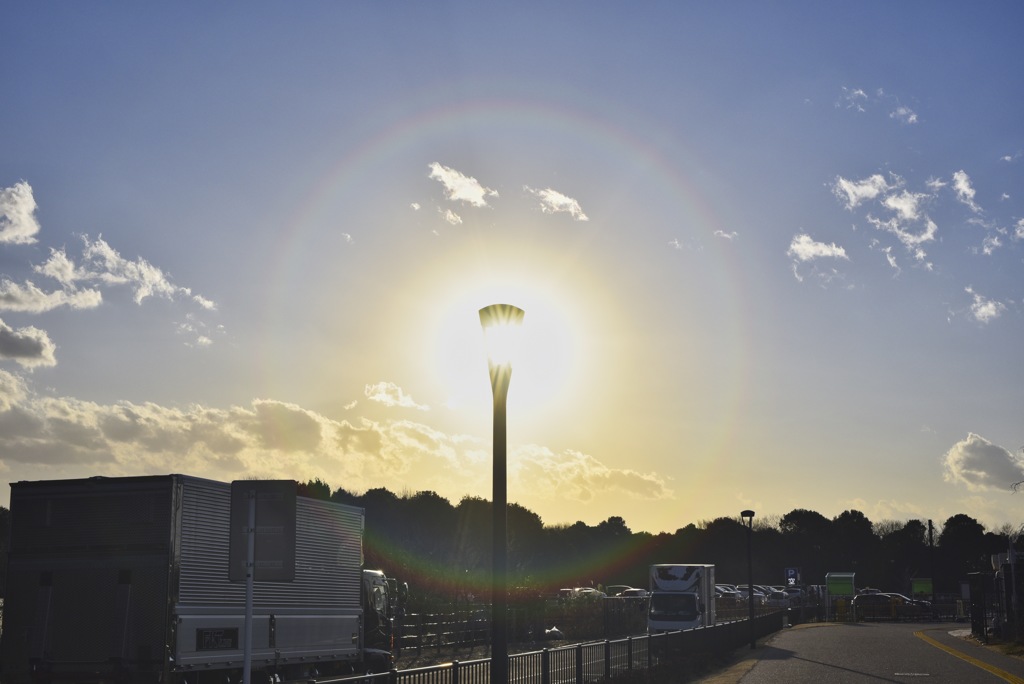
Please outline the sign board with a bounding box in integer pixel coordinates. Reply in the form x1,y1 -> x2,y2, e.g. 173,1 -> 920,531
911,577 -> 933,598
785,567 -> 801,586
228,480 -> 297,582
825,572 -> 855,596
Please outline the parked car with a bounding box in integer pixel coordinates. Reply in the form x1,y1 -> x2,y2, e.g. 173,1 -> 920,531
619,588 -> 648,598
715,585 -> 743,606
735,586 -> 767,605
851,592 -> 899,619
765,590 -> 791,608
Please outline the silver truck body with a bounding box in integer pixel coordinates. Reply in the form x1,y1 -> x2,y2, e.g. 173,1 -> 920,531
0,474 -> 378,683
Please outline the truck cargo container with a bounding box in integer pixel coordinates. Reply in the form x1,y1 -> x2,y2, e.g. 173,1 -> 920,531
647,563 -> 715,632
0,474 -> 404,684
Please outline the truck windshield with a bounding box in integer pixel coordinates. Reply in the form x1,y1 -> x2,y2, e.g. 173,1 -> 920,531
649,593 -> 699,621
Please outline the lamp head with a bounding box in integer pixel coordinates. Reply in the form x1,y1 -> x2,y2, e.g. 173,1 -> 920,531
479,303 -> 525,396
741,509 -> 755,525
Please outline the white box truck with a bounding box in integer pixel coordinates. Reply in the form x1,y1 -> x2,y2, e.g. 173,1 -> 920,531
647,563 -> 716,632
0,474 -> 406,684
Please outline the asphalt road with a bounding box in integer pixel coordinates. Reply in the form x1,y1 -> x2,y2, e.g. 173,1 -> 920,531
704,622 -> 1024,683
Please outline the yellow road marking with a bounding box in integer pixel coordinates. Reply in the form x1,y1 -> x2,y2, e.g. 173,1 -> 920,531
915,630 -> 1024,684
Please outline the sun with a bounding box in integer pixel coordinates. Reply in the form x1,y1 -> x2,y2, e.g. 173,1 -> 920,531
427,270 -> 592,428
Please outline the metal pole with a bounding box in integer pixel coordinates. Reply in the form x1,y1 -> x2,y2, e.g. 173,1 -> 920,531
479,303 -> 523,684
244,490 -> 256,684
746,517 -> 755,649
491,378 -> 509,684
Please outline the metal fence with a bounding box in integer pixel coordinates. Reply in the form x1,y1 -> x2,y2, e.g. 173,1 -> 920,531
326,610 -> 785,684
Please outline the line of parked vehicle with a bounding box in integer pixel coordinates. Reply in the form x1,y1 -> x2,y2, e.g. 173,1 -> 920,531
715,583 -> 805,608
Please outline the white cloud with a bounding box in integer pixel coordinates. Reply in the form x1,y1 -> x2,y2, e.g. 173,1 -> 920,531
0,279 -> 102,313
832,174 -> 898,210
980,234 -> 1002,255
441,208 -> 463,225
866,215 -> 937,261
838,87 -> 868,112
714,230 -> 739,241
364,381 -> 429,410
1014,219 -> 1024,241
952,170 -> 982,213
410,202 -> 421,211
427,162 -> 498,208
965,286 -> 1006,323
0,181 -> 42,245
524,186 -> 589,221
890,105 -> 918,124
882,190 -> 928,222
0,318 -> 57,368
37,236 -> 215,309
787,234 -> 848,262
513,445 -> 672,503
943,433 -> 1024,492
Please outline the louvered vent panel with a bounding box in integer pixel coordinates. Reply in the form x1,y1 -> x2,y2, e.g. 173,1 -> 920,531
177,478 -> 363,611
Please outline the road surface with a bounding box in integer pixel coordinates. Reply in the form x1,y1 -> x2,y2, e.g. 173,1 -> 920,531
706,622 -> 1024,683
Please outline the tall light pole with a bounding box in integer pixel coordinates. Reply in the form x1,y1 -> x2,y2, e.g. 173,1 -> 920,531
480,303 -> 525,684
741,509 -> 756,650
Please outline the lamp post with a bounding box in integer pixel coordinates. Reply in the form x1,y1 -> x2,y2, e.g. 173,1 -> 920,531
480,303 -> 525,684
741,509 -> 755,650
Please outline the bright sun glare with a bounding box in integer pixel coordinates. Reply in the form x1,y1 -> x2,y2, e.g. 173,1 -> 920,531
430,276 -> 587,422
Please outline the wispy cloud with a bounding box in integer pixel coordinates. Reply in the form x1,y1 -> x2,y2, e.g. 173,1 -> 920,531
865,215 -> 936,266
440,208 -> 463,225
523,186 -> 589,221
787,234 -> 849,285
965,286 -> 1006,323
714,230 -> 738,241
787,234 -> 848,262
365,381 -> 429,410
513,445 -> 672,503
943,433 -> 1024,491
0,181 -> 42,245
36,236 -> 214,308
952,170 -> 982,213
0,183 -> 221,359
833,174 -> 897,210
836,87 -> 920,126
890,105 -> 918,125
427,162 -> 498,208
0,369 -> 669,509
0,279 -> 102,313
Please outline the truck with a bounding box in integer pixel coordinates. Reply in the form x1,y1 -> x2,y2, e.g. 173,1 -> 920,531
0,474 -> 407,684
647,564 -> 715,632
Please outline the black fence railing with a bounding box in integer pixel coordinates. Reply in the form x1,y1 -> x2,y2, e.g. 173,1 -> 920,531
329,611 -> 786,684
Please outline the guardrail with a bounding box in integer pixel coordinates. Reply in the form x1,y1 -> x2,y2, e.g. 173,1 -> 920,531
333,610 -> 786,684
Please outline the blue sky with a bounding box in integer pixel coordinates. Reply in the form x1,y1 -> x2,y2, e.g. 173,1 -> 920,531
1,2 -> 1022,535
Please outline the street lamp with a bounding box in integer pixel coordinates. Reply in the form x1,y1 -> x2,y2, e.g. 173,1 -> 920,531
741,509 -> 755,650
480,303 -> 525,684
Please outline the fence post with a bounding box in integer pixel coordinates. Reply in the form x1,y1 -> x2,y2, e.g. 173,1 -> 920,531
627,636 -> 633,671
542,648 -> 550,684
575,644 -> 584,684
452,660 -> 460,684
416,614 -> 423,656
604,640 -> 611,680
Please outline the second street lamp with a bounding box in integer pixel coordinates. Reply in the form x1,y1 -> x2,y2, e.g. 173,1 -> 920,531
479,303 -> 525,684
741,509 -> 755,650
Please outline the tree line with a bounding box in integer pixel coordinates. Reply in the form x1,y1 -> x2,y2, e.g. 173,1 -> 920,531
301,480 -> 1017,603
0,482 -> 1015,603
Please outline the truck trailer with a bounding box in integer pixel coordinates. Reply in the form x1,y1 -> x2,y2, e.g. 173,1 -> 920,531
647,563 -> 715,632
0,474 -> 405,684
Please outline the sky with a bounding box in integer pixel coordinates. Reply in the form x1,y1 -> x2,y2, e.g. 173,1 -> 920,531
1,3 -> 1023,536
